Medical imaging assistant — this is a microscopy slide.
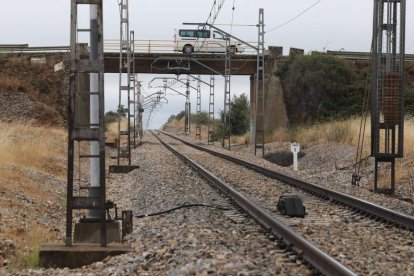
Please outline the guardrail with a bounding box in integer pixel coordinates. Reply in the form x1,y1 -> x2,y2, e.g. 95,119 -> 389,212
2,44 -> 413,62
326,50 -> 414,62
105,39 -> 258,54
0,46 -> 70,54
0,40 -> 258,55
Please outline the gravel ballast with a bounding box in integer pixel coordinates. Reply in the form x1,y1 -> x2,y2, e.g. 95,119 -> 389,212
160,132 -> 414,275
15,133 -> 313,275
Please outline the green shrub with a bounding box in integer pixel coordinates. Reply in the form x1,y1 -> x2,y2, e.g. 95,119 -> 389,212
405,87 -> 414,115
277,54 -> 362,126
193,112 -> 209,125
176,110 -> 185,121
104,111 -> 118,131
213,94 -> 250,137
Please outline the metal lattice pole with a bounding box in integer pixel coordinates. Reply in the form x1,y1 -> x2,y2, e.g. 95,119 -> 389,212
117,0 -> 131,165
137,81 -> 143,139
67,0 -> 106,247
222,38 -> 232,149
130,30 -> 136,149
185,75 -> 191,136
208,75 -> 215,144
195,75 -> 202,140
371,0 -> 405,194
255,8 -> 265,157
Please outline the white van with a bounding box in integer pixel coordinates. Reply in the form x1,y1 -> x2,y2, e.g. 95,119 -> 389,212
173,28 -> 245,54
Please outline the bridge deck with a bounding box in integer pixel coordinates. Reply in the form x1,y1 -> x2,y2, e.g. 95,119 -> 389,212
104,52 -> 257,75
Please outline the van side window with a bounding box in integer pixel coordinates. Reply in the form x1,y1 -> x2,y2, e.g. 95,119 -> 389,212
179,30 -> 196,38
179,29 -> 211,38
197,30 -> 210,38
213,31 -> 225,40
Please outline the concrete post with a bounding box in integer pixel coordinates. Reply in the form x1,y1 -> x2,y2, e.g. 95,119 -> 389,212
249,74 -> 256,144
249,48 -> 288,145
89,5 -> 100,219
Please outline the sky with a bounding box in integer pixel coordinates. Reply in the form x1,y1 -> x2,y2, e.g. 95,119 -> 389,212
1,0 -> 413,128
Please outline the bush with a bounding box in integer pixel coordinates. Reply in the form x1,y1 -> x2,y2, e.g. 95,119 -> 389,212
229,94 -> 250,135
104,111 -> 118,131
105,111 -> 118,124
214,94 -> 250,138
193,112 -> 209,125
277,54 -> 362,126
32,78 -> 50,94
405,87 -> 414,115
176,110 -> 185,121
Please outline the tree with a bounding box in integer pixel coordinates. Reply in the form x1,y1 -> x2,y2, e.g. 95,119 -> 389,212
193,112 -> 209,125
229,93 -> 250,135
277,54 -> 359,125
216,94 -> 250,137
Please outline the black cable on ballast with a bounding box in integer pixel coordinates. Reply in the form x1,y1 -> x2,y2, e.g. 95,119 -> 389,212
134,203 -> 231,218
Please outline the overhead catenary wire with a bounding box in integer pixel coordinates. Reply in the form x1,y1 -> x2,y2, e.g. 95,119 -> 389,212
206,0 -> 227,25
267,0 -> 323,33
213,23 -> 256,27
230,0 -> 236,34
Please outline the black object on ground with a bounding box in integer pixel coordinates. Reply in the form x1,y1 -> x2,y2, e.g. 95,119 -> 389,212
277,195 -> 306,217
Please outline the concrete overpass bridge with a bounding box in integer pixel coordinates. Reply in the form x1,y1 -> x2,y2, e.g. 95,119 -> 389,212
1,44 -> 288,135
3,43 -> 413,136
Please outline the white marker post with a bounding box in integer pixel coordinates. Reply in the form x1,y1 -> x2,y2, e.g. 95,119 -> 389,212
290,142 -> 300,171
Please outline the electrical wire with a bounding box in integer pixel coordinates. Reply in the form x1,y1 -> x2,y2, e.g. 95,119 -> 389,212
134,203 -> 231,218
206,0 -> 227,25
352,41 -> 373,186
267,0 -> 324,33
230,0 -> 236,34
213,23 -> 256,27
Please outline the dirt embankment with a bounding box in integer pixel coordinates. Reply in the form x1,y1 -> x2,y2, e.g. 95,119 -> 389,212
0,56 -> 68,272
0,56 -> 67,126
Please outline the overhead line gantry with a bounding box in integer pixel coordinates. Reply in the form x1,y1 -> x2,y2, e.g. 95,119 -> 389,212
184,11 -> 265,155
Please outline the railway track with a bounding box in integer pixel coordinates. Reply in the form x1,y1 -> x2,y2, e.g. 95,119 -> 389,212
151,131 -> 355,276
156,131 -> 414,275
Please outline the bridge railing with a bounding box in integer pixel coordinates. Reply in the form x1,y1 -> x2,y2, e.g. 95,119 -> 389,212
0,40 -> 258,55
105,39 -> 258,55
0,46 -> 70,54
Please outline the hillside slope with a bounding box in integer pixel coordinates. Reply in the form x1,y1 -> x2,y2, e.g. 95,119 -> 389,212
0,56 -> 66,126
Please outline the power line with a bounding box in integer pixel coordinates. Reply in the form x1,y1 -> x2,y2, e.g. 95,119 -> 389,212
267,0 -> 323,33
206,0 -> 227,25
213,23 -> 256,27
230,0 -> 236,34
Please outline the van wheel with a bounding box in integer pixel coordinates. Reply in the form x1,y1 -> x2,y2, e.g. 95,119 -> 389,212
183,45 -> 193,55
227,46 -> 236,55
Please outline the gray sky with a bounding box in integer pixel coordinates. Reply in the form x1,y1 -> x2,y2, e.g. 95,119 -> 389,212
1,0 -> 413,128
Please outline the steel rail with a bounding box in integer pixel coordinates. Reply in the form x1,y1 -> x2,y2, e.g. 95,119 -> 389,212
151,130 -> 355,276
160,130 -> 414,231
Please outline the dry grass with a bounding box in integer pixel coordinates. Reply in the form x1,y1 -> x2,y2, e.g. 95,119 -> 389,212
7,224 -> 59,270
0,74 -> 22,91
106,118 -> 128,144
0,122 -> 66,177
265,117 -> 414,191
0,122 -> 66,271
230,133 -> 249,145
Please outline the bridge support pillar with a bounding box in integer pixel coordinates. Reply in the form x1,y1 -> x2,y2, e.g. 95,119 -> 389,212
250,47 -> 288,145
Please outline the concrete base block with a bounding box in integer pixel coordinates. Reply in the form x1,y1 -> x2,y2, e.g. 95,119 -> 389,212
39,244 -> 130,268
74,221 -> 121,243
109,165 -> 140,174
